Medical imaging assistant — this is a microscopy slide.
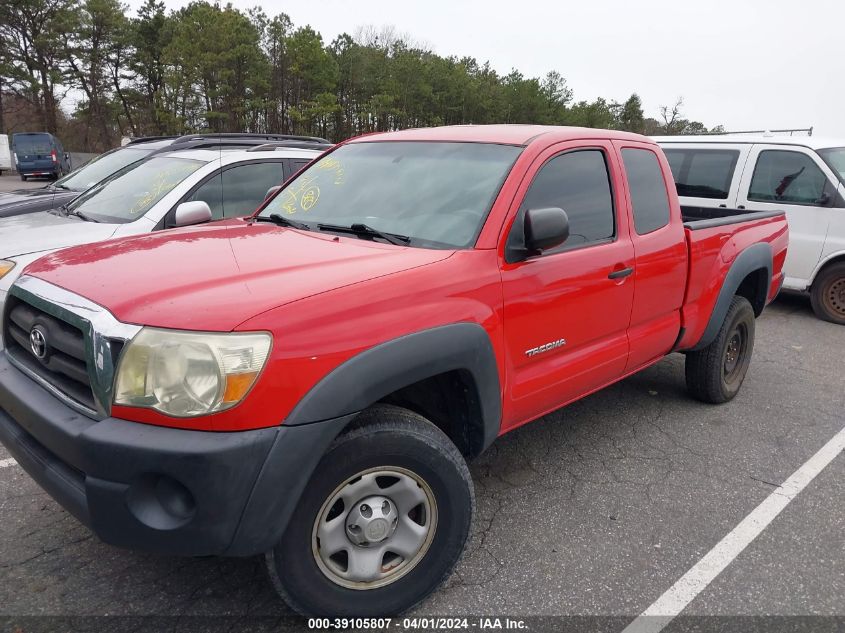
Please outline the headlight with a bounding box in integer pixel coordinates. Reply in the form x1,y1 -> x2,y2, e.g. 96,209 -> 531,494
114,328 -> 272,417
0,260 -> 15,279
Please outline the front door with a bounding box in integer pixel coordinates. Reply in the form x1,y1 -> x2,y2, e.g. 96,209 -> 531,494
500,142 -> 635,430
737,145 -> 840,289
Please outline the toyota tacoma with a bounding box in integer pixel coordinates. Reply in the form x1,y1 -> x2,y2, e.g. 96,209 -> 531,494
0,125 -> 788,616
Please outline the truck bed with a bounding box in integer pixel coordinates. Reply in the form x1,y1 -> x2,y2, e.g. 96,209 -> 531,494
674,207 -> 789,351
681,205 -> 784,230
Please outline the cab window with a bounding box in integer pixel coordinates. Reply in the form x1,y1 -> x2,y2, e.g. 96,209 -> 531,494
748,150 -> 829,206
517,149 -> 615,253
622,148 -> 671,234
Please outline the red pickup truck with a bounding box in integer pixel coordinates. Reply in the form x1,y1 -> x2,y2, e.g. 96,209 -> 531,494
0,126 -> 787,616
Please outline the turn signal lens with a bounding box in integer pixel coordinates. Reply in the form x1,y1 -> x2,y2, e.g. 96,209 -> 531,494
223,371 -> 260,404
0,260 -> 15,279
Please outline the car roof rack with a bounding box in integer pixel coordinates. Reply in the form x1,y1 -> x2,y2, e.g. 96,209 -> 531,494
170,133 -> 331,145
246,141 -> 333,152
125,135 -> 179,145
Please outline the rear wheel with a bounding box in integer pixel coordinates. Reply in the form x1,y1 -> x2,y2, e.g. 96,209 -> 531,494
685,295 -> 756,403
810,262 -> 845,325
266,404 -> 474,616
20,174 -> 27,181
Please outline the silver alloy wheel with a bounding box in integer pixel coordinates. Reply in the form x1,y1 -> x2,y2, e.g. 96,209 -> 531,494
311,466 -> 438,590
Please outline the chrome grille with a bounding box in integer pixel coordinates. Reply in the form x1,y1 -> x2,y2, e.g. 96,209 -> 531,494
6,297 -> 96,410
3,276 -> 142,419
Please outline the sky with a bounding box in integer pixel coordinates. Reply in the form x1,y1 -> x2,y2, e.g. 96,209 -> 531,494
126,0 -> 845,137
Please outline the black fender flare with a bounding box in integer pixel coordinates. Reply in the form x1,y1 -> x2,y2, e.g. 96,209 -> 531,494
285,322 -> 502,450
226,323 -> 502,555
690,242 -> 772,351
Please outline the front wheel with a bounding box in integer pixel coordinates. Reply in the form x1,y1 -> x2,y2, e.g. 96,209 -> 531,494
810,262 -> 845,325
20,174 -> 27,181
685,295 -> 756,404
266,405 -> 474,616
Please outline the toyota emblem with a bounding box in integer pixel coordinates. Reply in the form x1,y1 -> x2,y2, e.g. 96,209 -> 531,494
29,326 -> 48,360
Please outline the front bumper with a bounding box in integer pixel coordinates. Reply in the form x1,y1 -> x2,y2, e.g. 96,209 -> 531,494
0,354 -> 352,557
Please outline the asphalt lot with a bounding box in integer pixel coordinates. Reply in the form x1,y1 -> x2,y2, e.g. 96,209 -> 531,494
0,173 -> 49,192
0,294 -> 842,630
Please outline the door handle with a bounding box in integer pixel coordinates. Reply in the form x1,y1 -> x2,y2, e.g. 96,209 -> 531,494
608,267 -> 634,280
737,205 -> 746,210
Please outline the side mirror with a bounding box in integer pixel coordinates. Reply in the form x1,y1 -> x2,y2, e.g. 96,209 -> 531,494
524,207 -> 570,253
173,201 -> 212,227
264,185 -> 282,201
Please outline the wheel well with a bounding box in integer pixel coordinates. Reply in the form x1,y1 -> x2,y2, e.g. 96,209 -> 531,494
813,254 -> 845,287
376,370 -> 486,459
735,267 -> 768,316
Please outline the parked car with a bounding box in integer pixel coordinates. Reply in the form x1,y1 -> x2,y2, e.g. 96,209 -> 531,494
0,125 -> 787,616
0,141 -> 326,343
656,134 -> 845,324
0,133 -> 330,220
11,132 -> 72,180
0,134 -> 12,175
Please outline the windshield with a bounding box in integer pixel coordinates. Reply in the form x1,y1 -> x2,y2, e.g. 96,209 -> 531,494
818,147 -> 845,185
66,156 -> 205,223
259,141 -> 522,248
56,146 -> 154,192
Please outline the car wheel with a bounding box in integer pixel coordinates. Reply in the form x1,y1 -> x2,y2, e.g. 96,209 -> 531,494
20,174 -> 27,181
810,262 -> 845,325
685,295 -> 756,404
266,404 -> 474,616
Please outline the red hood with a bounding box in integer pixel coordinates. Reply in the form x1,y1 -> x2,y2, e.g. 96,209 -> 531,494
25,220 -> 453,330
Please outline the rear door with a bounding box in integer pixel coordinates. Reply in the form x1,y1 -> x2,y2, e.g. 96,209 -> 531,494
13,134 -> 53,172
499,141 -> 635,429
615,142 -> 688,371
736,145 -> 840,289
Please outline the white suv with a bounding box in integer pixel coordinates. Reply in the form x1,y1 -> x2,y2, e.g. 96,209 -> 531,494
656,135 -> 845,324
0,144 -> 325,339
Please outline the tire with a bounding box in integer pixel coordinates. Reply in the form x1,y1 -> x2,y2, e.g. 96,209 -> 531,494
810,262 -> 845,325
20,174 -> 27,181
266,404 -> 474,616
685,295 -> 756,404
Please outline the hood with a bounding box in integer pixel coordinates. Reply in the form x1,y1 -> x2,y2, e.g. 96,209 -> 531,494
0,188 -> 77,219
0,211 -> 117,258
24,220 -> 454,331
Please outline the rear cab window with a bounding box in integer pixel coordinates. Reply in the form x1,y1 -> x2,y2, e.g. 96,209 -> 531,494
621,148 -> 672,234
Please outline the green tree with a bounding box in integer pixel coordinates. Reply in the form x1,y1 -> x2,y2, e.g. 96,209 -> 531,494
0,0 -> 74,133
619,93 -> 645,133
62,0 -> 131,149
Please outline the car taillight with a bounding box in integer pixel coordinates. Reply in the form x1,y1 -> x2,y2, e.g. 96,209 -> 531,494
51,150 -> 57,163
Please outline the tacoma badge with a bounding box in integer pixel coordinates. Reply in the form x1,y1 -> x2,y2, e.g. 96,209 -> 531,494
525,338 -> 566,357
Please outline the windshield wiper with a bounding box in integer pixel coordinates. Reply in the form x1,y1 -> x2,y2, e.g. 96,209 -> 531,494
317,222 -> 410,246
60,204 -> 99,222
254,213 -> 312,231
